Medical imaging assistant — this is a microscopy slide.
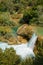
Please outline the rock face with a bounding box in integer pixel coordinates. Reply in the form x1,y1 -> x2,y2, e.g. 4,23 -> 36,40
34,36 -> 43,55
17,24 -> 34,40
36,36 -> 43,46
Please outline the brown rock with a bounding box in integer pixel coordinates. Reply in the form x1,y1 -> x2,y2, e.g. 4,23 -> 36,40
8,37 -> 17,45
17,24 -> 34,39
34,36 -> 43,55
17,36 -> 27,43
36,36 -> 43,46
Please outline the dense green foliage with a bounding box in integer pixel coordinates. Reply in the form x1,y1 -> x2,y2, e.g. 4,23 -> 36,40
20,7 -> 38,24
0,0 -> 43,65
0,12 -> 15,26
0,0 -> 43,13
0,48 -> 21,65
0,0 -> 43,25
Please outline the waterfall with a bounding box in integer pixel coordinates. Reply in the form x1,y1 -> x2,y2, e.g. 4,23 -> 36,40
0,33 -> 37,58
27,33 -> 37,50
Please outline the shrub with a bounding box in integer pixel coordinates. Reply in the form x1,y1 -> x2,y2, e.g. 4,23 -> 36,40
19,7 -> 38,24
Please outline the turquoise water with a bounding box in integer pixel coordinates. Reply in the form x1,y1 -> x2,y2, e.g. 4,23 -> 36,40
11,25 -> 21,37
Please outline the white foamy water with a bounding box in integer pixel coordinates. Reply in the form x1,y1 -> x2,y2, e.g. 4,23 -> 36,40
0,33 -> 37,58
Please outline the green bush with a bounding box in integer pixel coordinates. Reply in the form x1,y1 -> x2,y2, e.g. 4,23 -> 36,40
0,12 -> 15,26
0,48 -> 21,65
19,7 -> 38,24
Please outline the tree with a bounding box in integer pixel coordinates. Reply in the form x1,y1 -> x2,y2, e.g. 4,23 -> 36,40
19,7 -> 38,24
0,48 -> 21,65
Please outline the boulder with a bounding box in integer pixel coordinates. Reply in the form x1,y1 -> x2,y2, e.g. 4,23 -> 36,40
17,24 -> 34,40
17,36 -> 27,43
